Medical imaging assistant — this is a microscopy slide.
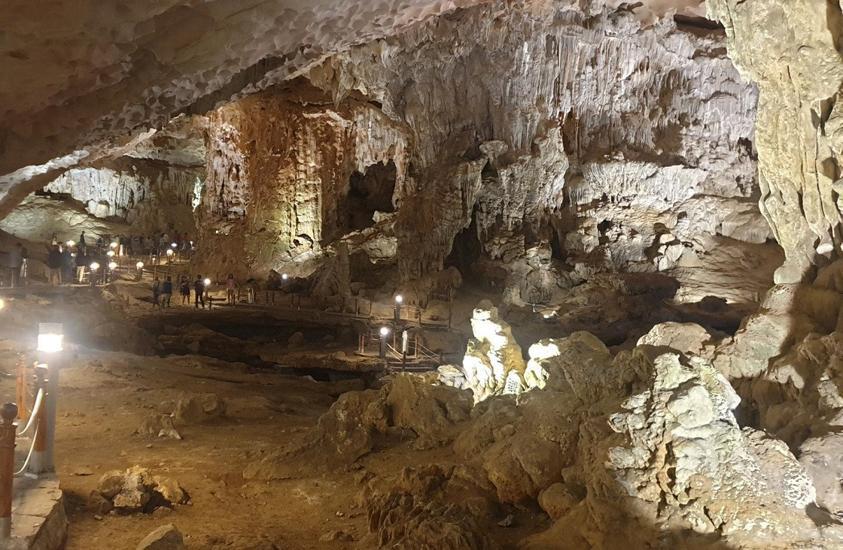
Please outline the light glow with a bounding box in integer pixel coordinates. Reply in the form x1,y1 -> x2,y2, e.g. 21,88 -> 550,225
66,240 -> 75,247
106,250 -> 115,258
394,294 -> 403,304
108,262 -> 117,270
281,273 -> 289,281
136,262 -> 144,270
0,299 -> 5,311
109,242 -> 118,250
90,262 -> 100,271
204,278 -> 211,287
37,323 -> 63,354
166,249 -> 174,256
379,326 -> 390,337
171,243 -> 177,249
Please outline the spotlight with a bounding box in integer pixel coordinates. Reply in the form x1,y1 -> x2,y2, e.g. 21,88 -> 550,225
66,240 -> 75,247
37,323 -> 63,354
106,250 -> 115,258
109,242 -> 117,250
108,262 -> 117,271
204,278 -> 211,287
89,262 -> 100,271
171,242 -> 177,249
166,249 -> 174,257
281,273 -> 289,281
379,326 -> 390,337
136,261 -> 144,270
394,294 -> 403,304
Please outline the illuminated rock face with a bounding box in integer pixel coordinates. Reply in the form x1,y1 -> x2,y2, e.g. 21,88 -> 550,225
707,0 -> 843,283
189,1 -> 762,285
193,84 -> 409,279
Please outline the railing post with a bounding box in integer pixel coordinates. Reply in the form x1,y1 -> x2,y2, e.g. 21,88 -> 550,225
15,359 -> 27,421
29,365 -> 52,475
0,402 -> 18,539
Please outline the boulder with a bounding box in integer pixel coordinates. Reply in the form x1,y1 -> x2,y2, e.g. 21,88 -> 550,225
386,373 -> 472,448
636,322 -> 715,358
173,393 -> 226,424
538,483 -> 581,520
799,434 -> 843,516
136,524 -> 185,550
93,467 -> 189,514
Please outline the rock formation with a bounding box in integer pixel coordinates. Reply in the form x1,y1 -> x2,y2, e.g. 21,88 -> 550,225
708,0 -> 843,283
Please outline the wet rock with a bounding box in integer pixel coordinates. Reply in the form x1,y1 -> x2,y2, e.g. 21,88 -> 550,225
136,524 -> 184,550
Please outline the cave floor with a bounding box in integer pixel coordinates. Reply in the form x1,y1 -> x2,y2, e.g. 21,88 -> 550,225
0,289 -> 543,549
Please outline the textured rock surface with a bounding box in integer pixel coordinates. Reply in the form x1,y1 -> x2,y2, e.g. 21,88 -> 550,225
708,0 -> 843,283
461,301 -> 527,402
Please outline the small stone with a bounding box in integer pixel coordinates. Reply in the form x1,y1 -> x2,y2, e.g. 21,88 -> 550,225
497,514 -> 515,527
319,530 -> 353,542
93,514 -> 103,521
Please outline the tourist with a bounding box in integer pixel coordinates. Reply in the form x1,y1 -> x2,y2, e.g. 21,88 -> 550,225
180,276 -> 191,305
47,245 -> 62,285
61,245 -> 74,284
50,233 -> 58,247
75,249 -> 88,283
161,276 -> 173,308
194,275 -> 205,309
152,276 -> 161,308
79,231 -> 87,255
226,273 -> 237,305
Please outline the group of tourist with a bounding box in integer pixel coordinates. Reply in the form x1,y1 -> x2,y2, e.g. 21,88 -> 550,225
150,274 -> 229,309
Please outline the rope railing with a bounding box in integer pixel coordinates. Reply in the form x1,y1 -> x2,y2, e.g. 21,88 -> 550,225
16,388 -> 43,438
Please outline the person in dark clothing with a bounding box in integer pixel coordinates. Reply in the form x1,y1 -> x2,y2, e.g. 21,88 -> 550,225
180,276 -> 191,305
79,231 -> 87,255
61,246 -> 74,284
152,277 -> 161,308
161,276 -> 173,308
194,275 -> 205,309
47,245 -> 63,285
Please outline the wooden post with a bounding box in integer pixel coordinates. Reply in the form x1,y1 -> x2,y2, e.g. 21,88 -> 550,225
15,359 -> 27,421
0,402 -> 17,539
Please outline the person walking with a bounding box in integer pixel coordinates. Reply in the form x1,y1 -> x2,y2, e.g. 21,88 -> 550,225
194,275 -> 205,309
161,276 -> 173,308
47,245 -> 63,285
152,276 -> 161,308
226,273 -> 237,305
180,276 -> 191,305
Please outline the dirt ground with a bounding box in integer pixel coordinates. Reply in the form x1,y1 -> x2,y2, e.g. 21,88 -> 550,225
0,287 -> 544,549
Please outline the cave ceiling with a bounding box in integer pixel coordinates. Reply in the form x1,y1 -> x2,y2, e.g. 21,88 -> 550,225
0,0 -> 705,216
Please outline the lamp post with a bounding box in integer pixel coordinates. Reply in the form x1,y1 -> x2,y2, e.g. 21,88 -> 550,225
136,261 -> 144,281
89,262 -> 100,287
166,248 -> 174,265
379,326 -> 390,359
108,261 -> 118,283
394,294 -> 403,324
32,323 -> 62,474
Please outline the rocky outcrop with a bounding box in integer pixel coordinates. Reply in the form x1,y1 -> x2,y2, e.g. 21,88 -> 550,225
461,301 -> 527,402
708,0 -> 843,283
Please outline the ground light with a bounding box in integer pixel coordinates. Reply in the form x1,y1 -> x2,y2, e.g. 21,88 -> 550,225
136,261 -> 144,281
33,323 -> 63,475
106,250 -> 115,258
171,243 -> 177,249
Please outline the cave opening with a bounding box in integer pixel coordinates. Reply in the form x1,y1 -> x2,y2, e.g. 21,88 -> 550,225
343,160 -> 397,233
445,211 -> 483,277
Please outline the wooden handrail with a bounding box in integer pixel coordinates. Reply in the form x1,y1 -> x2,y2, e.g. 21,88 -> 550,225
0,402 -> 18,539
